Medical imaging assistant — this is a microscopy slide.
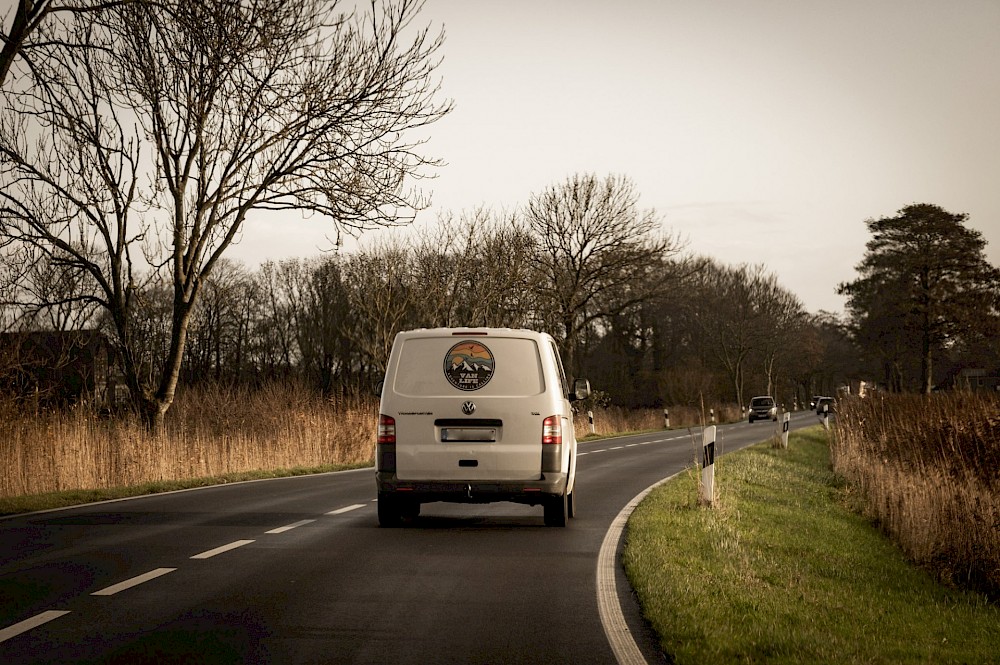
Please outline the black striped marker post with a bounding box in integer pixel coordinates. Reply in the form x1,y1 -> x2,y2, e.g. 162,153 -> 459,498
701,425 -> 716,506
588,410 -> 595,435
781,411 -> 791,448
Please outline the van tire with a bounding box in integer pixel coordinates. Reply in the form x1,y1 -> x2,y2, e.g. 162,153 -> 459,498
544,493 -> 568,527
377,493 -> 402,528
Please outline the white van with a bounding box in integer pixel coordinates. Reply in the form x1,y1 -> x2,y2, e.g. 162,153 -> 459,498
375,328 -> 590,527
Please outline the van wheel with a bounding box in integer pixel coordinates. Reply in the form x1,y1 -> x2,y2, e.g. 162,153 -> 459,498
377,493 -> 402,528
544,493 -> 568,527
567,490 -> 577,519
401,499 -> 420,521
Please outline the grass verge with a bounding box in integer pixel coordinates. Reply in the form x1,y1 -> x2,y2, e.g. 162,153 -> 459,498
623,426 -> 1000,665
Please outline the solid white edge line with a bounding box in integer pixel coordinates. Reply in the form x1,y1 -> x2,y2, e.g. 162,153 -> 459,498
0,465 -> 377,522
326,504 -> 366,515
266,519 -> 315,534
596,472 -> 681,665
91,568 -> 177,596
190,539 -> 255,560
0,610 -> 71,643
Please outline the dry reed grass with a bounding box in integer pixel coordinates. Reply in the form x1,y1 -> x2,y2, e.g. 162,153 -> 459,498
1,385 -> 740,500
573,403 -> 740,439
0,382 -> 377,498
831,392 -> 1000,600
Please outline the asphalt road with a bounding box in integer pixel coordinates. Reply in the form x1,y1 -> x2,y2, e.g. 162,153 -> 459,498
1,412 -> 824,664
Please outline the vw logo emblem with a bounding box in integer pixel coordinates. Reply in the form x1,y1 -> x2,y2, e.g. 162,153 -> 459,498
461,401 -> 476,415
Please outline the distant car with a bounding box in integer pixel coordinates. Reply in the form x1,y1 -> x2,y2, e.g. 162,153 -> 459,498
815,397 -> 834,416
748,396 -> 777,423
810,395 -> 823,410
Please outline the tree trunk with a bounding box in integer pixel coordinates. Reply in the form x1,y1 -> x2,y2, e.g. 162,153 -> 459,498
922,335 -> 934,394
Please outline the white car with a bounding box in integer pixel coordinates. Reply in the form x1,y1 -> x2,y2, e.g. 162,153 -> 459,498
375,328 -> 589,527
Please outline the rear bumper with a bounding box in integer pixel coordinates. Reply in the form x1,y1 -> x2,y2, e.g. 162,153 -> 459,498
376,471 -> 569,505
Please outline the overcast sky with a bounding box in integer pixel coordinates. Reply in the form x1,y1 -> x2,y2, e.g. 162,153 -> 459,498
4,0 -> 999,314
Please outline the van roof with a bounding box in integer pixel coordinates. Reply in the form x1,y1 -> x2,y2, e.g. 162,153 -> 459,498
395,327 -> 555,341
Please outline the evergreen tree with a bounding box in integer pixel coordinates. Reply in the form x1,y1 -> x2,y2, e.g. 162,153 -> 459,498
838,204 -> 1000,393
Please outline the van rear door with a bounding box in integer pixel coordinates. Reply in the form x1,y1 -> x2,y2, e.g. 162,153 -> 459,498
387,334 -> 547,482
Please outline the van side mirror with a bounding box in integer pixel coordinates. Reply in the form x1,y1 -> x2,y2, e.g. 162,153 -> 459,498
374,379 -> 384,397
570,378 -> 591,402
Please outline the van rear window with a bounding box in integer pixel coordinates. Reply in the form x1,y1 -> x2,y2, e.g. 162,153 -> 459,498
392,337 -> 544,397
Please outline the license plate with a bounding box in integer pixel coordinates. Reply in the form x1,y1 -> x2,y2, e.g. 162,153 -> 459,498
441,428 -> 496,442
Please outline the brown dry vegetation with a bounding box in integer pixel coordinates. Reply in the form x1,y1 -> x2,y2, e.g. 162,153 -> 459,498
1,385 -> 742,499
0,382 -> 377,498
832,393 -> 1000,600
573,403 -> 742,439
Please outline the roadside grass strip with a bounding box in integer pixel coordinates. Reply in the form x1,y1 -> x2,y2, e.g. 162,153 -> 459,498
623,426 -> 1000,665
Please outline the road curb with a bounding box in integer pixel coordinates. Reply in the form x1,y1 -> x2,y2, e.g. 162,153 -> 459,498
596,471 -> 681,665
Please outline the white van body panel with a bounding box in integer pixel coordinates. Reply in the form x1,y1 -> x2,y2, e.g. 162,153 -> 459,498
388,335 -> 553,482
375,328 -> 580,525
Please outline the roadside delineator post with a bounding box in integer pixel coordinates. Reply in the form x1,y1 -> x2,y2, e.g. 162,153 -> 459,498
700,425 -> 716,506
821,404 -> 829,430
781,411 -> 791,449
664,409 -> 670,429
588,410 -> 595,435
710,408 -> 715,424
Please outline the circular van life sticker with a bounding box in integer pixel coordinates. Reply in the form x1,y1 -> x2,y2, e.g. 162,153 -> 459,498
444,340 -> 495,391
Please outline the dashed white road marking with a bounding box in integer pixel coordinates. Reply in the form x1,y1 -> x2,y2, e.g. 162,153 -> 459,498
0,610 -> 71,643
592,449 -> 607,453
190,540 -> 255,560
326,504 -> 366,515
266,519 -> 315,534
609,446 -> 624,450
92,568 -> 176,596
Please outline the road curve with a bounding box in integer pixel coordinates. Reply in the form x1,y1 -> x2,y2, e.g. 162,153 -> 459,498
0,413 -> 822,663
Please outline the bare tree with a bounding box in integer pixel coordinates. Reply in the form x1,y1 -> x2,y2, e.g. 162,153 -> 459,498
1,1 -> 140,87
340,240 -> 416,374
184,259 -> 259,384
411,208 -> 535,328
0,0 -> 451,427
0,242 -> 103,331
752,270 -> 807,399
524,173 -> 683,376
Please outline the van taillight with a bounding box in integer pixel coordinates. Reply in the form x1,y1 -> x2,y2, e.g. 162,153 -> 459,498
542,416 -> 562,445
378,415 -> 396,444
